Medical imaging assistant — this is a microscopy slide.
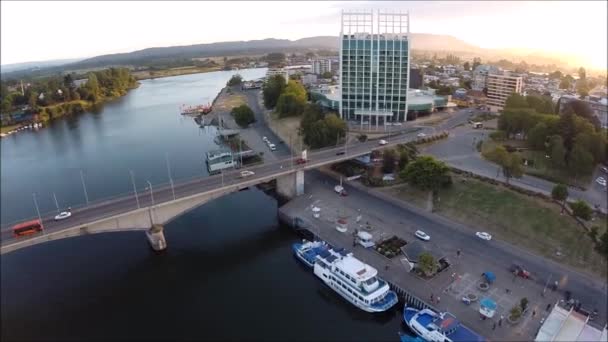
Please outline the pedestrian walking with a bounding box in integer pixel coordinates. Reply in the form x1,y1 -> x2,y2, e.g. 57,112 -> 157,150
532,310 -> 536,317
436,296 -> 440,304
546,303 -> 552,311
499,315 -> 504,327
492,322 -> 496,330
456,249 -> 461,257
430,293 -> 434,303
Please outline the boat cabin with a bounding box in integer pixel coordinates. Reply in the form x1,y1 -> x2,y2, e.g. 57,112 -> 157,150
357,231 -> 375,248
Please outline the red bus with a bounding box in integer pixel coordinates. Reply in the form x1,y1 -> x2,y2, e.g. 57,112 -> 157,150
12,219 -> 44,237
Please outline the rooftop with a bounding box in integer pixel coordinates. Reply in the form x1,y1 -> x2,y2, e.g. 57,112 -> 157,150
335,255 -> 377,280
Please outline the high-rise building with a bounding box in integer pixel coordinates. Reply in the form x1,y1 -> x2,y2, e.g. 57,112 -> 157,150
486,72 -> 524,111
472,65 -> 500,91
312,58 -> 332,75
409,67 -> 423,89
340,9 -> 410,127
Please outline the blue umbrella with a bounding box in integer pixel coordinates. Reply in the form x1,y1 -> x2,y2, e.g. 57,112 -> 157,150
480,297 -> 497,311
483,271 -> 496,283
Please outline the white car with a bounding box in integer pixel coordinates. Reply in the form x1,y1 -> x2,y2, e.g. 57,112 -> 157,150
334,185 -> 344,194
596,177 -> 607,186
240,170 -> 255,178
54,211 -> 72,221
415,230 -> 430,241
393,122 -> 402,126
268,143 -> 276,151
476,232 -> 492,241
262,136 -> 268,143
417,132 -> 427,138
378,139 -> 388,146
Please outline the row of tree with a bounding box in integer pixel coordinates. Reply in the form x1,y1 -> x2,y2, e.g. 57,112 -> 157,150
299,104 -> 346,149
1,68 -> 137,114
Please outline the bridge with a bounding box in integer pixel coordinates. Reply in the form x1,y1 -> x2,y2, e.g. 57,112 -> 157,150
0,129 -> 425,255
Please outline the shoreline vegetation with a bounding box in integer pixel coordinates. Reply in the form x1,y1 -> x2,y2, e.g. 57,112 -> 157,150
132,66 -> 224,81
1,68 -> 139,134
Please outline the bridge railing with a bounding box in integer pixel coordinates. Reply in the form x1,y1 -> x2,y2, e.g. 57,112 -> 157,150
1,131 -> 421,230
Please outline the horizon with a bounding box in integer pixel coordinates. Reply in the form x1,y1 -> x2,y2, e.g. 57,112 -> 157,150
1,1 -> 606,71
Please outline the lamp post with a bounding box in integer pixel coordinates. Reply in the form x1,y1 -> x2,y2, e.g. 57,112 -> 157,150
80,170 -> 89,206
166,153 -> 176,201
146,180 -> 155,206
129,170 -> 140,209
32,193 -> 42,223
52,192 -> 60,212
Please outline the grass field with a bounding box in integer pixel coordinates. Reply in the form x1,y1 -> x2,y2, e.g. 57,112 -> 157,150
268,113 -> 303,153
132,66 -> 223,80
433,175 -> 607,277
379,183 -> 431,210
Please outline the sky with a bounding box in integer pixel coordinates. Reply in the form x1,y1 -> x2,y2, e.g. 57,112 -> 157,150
1,1 -> 606,70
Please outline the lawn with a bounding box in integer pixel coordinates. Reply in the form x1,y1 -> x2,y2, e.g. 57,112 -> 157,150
268,113 -> 303,153
434,175 -> 607,277
1,124 -> 21,134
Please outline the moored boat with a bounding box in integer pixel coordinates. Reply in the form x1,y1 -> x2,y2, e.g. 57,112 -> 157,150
292,239 -> 330,267
403,305 -> 485,342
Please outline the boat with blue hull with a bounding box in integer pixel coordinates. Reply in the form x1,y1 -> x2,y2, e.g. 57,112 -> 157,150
292,239 -> 330,267
403,305 -> 485,342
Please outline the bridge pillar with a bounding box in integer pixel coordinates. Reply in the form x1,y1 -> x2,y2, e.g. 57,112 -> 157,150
276,170 -> 304,199
145,224 -> 167,252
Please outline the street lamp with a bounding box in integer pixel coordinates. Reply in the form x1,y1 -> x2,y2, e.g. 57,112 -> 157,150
166,153 -> 176,201
32,193 -> 42,223
146,180 -> 155,206
130,170 -> 140,209
52,192 -> 60,212
80,170 -> 90,206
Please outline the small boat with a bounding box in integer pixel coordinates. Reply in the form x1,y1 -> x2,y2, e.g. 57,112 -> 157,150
312,243 -> 399,313
403,305 -> 485,342
292,239 -> 330,267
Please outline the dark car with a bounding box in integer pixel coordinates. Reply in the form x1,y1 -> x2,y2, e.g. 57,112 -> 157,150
295,158 -> 307,165
336,151 -> 346,156
509,264 -> 530,279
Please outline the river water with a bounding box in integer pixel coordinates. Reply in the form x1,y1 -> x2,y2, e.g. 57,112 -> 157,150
1,69 -> 405,341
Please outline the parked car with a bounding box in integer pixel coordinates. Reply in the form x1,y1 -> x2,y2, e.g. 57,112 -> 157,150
54,210 -> 72,221
334,185 -> 348,196
596,177 -> 607,187
476,232 -> 492,241
240,170 -> 255,178
295,158 -> 307,165
414,230 -> 430,241
417,132 -> 427,138
262,136 -> 268,143
335,151 -> 346,156
268,143 -> 276,151
378,139 -> 388,146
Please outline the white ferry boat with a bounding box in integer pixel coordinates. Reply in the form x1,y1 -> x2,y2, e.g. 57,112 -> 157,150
312,246 -> 398,313
292,239 -> 330,268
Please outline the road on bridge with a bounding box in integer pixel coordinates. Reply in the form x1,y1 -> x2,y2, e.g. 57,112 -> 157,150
0,128 -> 426,247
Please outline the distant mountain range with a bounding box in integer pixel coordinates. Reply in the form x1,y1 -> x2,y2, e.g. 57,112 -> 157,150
0,58 -> 83,74
1,33 -> 588,77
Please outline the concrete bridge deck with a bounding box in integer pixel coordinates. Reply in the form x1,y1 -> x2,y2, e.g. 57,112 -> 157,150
0,128 -> 422,254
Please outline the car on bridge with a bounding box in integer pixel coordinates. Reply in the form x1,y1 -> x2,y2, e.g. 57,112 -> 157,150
54,210 -> 72,221
295,158 -> 307,165
378,139 -> 388,146
240,170 -> 255,178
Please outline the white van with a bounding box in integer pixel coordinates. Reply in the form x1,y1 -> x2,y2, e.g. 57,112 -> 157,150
357,231 -> 375,248
269,143 -> 276,151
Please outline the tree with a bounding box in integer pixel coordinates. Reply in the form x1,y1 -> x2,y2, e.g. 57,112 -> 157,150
551,184 -> 568,213
578,67 -> 586,80
227,74 -> 243,86
568,142 -> 594,178
570,200 -> 592,220
231,104 -> 255,127
86,73 -> 100,101
549,135 -> 567,168
501,152 -> 524,184
559,78 -> 571,90
527,122 -> 548,150
396,142 -> 418,169
505,93 -> 528,109
596,231 -> 608,257
382,149 -> 397,173
321,71 -> 333,79
265,52 -> 286,67
417,252 -> 437,276
283,80 -> 307,103
262,75 -> 286,109
472,57 -> 482,71
400,156 -> 452,191
28,92 -> 38,110
463,61 -> 470,71
549,70 -> 563,80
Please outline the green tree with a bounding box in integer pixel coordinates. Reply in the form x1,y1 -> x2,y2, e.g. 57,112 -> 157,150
578,67 -> 586,80
463,61 -> 470,71
396,142 -> 419,169
501,152 -> 524,184
596,231 -> 608,257
400,156 -> 452,191
86,73 -> 100,101
283,80 -> 307,102
28,92 -> 38,110
505,93 -> 528,109
551,183 -> 569,213
472,57 -> 482,71
549,70 -> 563,79
568,142 -> 594,178
227,74 -> 243,86
276,93 -> 305,117
321,71 -> 333,79
231,104 -> 255,127
559,78 -> 571,90
570,200 -> 592,220
527,122 -> 548,150
265,53 -> 286,67
382,149 -> 396,173
549,135 -> 567,168
262,75 -> 286,109
417,252 -> 437,276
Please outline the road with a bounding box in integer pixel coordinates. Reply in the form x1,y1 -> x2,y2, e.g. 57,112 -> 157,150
0,128 -> 423,247
422,124 -> 608,213
293,169 -> 608,327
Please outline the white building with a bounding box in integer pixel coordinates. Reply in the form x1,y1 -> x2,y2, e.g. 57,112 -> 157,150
486,72 -> 524,112
473,65 -> 501,91
301,73 -> 318,85
311,58 -> 332,75
265,68 -> 289,84
535,302 -> 607,342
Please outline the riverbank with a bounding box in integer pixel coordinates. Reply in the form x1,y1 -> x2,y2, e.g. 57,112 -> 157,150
132,66 -> 224,81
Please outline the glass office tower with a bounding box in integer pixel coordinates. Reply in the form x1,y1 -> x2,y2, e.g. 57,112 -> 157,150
340,9 -> 410,128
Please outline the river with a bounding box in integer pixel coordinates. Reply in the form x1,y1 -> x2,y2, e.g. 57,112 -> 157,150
1,69 -> 405,341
